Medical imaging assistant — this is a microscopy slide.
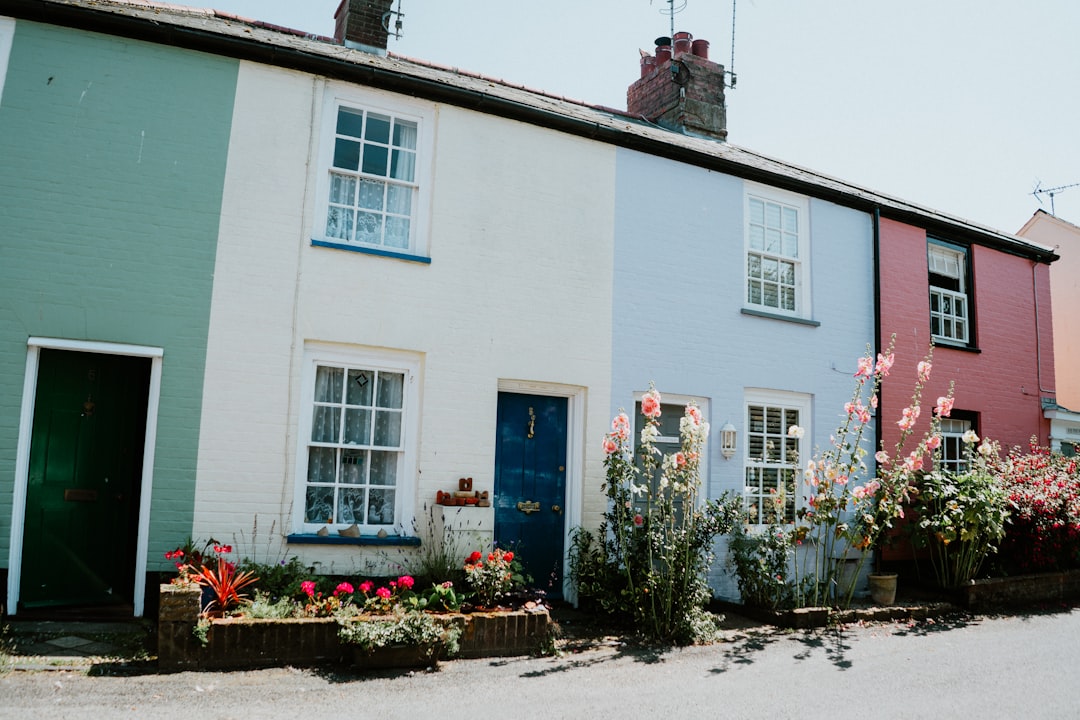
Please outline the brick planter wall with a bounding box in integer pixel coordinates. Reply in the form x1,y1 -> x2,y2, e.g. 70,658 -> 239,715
158,585 -> 551,672
963,569 -> 1080,611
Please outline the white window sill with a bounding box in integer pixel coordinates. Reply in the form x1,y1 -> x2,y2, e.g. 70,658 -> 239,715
741,307 -> 820,327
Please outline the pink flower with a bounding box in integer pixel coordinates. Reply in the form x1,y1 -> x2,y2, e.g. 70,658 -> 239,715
612,412 -> 631,439
935,396 -> 954,417
855,356 -> 874,378
602,436 -> 618,455
903,451 -> 923,472
897,406 -> 920,431
875,450 -> 890,466
397,575 -> 415,590
641,389 -> 662,419
359,580 -> 374,594
633,514 -> 644,528
685,404 -> 703,427
334,582 -> 354,596
675,452 -> 687,467
301,580 -> 316,598
917,361 -> 932,383
870,394 -> 879,410
875,353 -> 895,377
375,587 -> 392,599
926,434 -> 942,450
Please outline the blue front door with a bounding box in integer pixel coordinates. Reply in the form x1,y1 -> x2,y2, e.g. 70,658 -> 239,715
493,392 -> 568,599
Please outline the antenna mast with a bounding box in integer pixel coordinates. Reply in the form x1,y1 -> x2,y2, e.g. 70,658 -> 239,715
1032,180 -> 1080,216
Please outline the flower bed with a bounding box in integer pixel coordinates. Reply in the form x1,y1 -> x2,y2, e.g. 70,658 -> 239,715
158,584 -> 551,672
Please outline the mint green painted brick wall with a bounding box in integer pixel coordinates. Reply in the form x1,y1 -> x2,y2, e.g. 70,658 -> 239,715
0,21 -> 238,569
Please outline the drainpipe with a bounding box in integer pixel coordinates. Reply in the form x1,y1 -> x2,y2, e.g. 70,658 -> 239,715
873,207 -> 882,457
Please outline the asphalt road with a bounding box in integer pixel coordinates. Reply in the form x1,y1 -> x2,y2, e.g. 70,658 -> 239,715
2,607 -> 1078,719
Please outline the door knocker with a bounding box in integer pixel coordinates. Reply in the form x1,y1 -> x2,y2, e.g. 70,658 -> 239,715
527,406 -> 536,439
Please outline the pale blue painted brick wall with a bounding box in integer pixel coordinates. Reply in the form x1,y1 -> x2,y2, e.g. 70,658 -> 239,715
0,21 -> 238,569
612,147 -> 875,599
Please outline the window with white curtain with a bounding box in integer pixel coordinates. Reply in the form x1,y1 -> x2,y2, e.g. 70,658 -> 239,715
744,183 -> 811,319
296,347 -> 419,533
314,90 -> 432,258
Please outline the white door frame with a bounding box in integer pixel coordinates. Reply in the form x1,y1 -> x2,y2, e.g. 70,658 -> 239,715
7,337 -> 163,617
496,379 -> 585,602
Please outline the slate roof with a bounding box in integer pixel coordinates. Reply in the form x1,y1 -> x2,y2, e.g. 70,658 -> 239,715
10,0 -> 1057,261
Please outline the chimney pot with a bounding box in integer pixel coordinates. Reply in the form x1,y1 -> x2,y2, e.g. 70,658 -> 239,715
691,38 -> 710,59
673,31 -> 693,55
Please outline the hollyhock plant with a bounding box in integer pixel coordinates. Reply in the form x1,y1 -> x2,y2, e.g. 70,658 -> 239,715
572,383 -> 742,644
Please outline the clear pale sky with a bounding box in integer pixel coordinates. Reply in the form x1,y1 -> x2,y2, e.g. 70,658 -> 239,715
182,0 -> 1080,236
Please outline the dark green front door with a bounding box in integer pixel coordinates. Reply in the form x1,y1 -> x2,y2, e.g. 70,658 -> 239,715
20,349 -> 149,609
493,393 -> 568,599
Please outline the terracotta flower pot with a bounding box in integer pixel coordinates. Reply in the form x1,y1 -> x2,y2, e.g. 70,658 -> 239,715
868,572 -> 898,606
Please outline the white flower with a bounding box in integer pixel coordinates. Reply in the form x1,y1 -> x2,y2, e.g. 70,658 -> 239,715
962,429 -> 980,444
787,425 -> 805,439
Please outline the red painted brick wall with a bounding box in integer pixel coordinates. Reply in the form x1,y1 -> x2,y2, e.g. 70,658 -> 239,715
877,217 -> 1053,455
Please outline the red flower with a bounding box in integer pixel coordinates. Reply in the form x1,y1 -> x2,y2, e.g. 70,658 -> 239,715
503,552 -> 513,563
397,575 -> 415,590
467,551 -> 482,563
359,580 -> 374,594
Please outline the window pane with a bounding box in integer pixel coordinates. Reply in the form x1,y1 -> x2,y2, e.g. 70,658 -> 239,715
763,257 -> 778,281
362,143 -> 389,176
377,372 -> 405,408
780,261 -> 795,285
357,178 -> 384,210
763,283 -> 778,308
766,407 -> 782,434
370,450 -> 398,486
749,197 -> 764,225
749,224 -> 764,251
782,231 -> 798,258
391,149 -> 415,182
344,408 -> 371,445
386,184 -> 412,215
314,366 -> 343,403
329,174 -> 356,205
374,410 -> 402,447
337,487 -> 366,524
356,212 -> 383,244
346,368 -> 373,405
748,281 -> 761,305
765,202 -> 781,229
333,138 -> 361,171
368,489 -> 395,525
393,120 -> 417,149
747,253 -> 762,278
326,206 -> 353,241
385,217 -> 410,249
336,108 -> 364,138
311,406 -> 340,443
748,432 -> 764,460
765,228 -> 781,253
304,485 -> 335,524
365,113 -> 391,144
781,287 -> 795,310
782,206 -> 798,233
340,448 -> 366,484
307,447 -> 337,484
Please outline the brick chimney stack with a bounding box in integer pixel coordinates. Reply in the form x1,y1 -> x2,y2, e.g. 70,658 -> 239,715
334,0 -> 396,54
627,32 -> 728,142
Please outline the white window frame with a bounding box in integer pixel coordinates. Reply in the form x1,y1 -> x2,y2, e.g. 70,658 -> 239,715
312,86 -> 434,259
928,241 -> 970,345
938,417 -> 973,473
743,182 -> 812,319
293,344 -> 420,535
631,391 -> 710,514
743,389 -> 811,525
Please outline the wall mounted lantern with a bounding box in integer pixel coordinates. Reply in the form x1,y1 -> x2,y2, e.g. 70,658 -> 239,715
720,422 -> 737,459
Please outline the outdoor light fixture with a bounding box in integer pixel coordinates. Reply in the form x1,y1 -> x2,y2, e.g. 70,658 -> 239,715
720,422 -> 737,459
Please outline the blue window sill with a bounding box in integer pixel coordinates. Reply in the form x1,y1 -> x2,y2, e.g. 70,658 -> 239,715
741,307 -> 821,327
311,239 -> 431,264
287,533 -> 422,547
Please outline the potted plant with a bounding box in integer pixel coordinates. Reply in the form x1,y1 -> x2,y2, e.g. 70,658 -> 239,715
338,608 -> 461,670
